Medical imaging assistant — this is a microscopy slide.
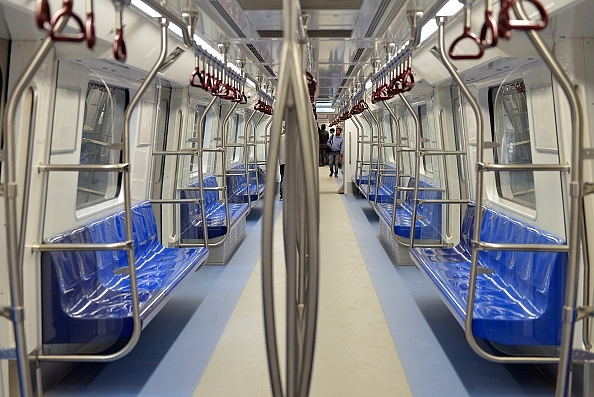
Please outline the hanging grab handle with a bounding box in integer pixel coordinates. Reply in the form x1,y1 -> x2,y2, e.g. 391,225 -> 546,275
85,0 -> 95,48
48,0 -> 86,42
479,0 -> 498,48
112,0 -> 128,61
498,0 -> 548,39
35,0 -> 52,30
449,1 -> 484,60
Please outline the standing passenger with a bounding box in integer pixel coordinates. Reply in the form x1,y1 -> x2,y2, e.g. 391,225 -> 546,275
327,127 -> 344,177
318,124 -> 329,166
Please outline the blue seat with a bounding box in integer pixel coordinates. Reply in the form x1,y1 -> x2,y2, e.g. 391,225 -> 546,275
359,166 -> 398,203
42,201 -> 208,346
180,175 -> 250,240
410,203 -> 567,346
376,177 -> 443,240
226,163 -> 265,203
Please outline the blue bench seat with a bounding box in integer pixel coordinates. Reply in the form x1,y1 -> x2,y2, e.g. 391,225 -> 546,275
42,201 -> 208,346
410,203 -> 567,346
180,175 -> 250,240
226,163 -> 265,204
375,177 -> 442,240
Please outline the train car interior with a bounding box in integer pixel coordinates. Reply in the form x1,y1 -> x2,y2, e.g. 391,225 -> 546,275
1,0 -> 594,395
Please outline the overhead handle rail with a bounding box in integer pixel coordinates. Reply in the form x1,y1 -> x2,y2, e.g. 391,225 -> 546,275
448,0 -> 548,58
437,15 -> 572,366
261,1 -> 320,395
370,49 -> 415,103
33,18 -> 171,366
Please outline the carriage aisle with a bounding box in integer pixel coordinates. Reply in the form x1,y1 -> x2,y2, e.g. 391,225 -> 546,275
46,167 -> 555,396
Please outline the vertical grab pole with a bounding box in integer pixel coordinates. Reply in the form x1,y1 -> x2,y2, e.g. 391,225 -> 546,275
196,96 -> 218,250
398,93 -> 422,248
0,21 -> 69,397
509,2 -> 584,394
243,110 -> 256,207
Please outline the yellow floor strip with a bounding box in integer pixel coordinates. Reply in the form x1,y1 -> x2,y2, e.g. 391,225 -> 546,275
193,169 -> 412,396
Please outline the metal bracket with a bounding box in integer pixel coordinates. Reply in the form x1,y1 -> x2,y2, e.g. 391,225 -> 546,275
583,148 -> 594,159
576,306 -> 594,321
0,348 -> 17,360
1,306 -> 25,322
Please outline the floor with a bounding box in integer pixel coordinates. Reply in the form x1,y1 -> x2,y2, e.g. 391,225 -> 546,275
44,167 -> 556,396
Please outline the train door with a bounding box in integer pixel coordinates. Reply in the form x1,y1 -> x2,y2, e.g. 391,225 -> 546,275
0,37 -> 9,397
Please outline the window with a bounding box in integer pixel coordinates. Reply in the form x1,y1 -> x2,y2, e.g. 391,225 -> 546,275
76,82 -> 128,209
489,80 -> 535,209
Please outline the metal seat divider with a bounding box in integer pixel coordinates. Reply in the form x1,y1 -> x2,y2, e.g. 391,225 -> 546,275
383,100 -> 417,247
148,96 -> 217,251
364,108 -> 384,205
360,112 -> 377,203
242,110 -> 256,208
351,115 -> 366,195
35,18 -> 170,365
436,16 -> 570,365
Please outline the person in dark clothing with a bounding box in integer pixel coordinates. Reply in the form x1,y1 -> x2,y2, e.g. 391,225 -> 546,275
318,124 -> 329,166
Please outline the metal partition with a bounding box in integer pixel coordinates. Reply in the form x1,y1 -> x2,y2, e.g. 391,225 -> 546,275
436,16 -> 572,367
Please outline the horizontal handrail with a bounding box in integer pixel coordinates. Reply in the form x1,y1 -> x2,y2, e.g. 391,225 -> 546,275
474,241 -> 569,252
417,198 -> 470,204
421,150 -> 467,156
152,150 -> 198,156
31,241 -> 132,252
477,162 -> 570,172
38,163 -> 129,172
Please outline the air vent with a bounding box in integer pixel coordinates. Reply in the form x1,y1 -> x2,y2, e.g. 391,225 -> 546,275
246,44 -> 266,63
352,48 -> 365,62
210,0 -> 246,38
345,65 -> 355,77
265,66 -> 277,78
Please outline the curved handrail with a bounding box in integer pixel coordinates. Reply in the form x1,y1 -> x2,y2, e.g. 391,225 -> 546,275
449,1 -> 484,60
437,16 -> 561,364
503,0 -> 585,391
1,16 -> 73,396
34,18 -> 168,365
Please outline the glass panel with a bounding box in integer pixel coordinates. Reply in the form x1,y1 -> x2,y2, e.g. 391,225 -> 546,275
76,82 -> 128,209
490,80 -> 536,209
419,105 -> 433,175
